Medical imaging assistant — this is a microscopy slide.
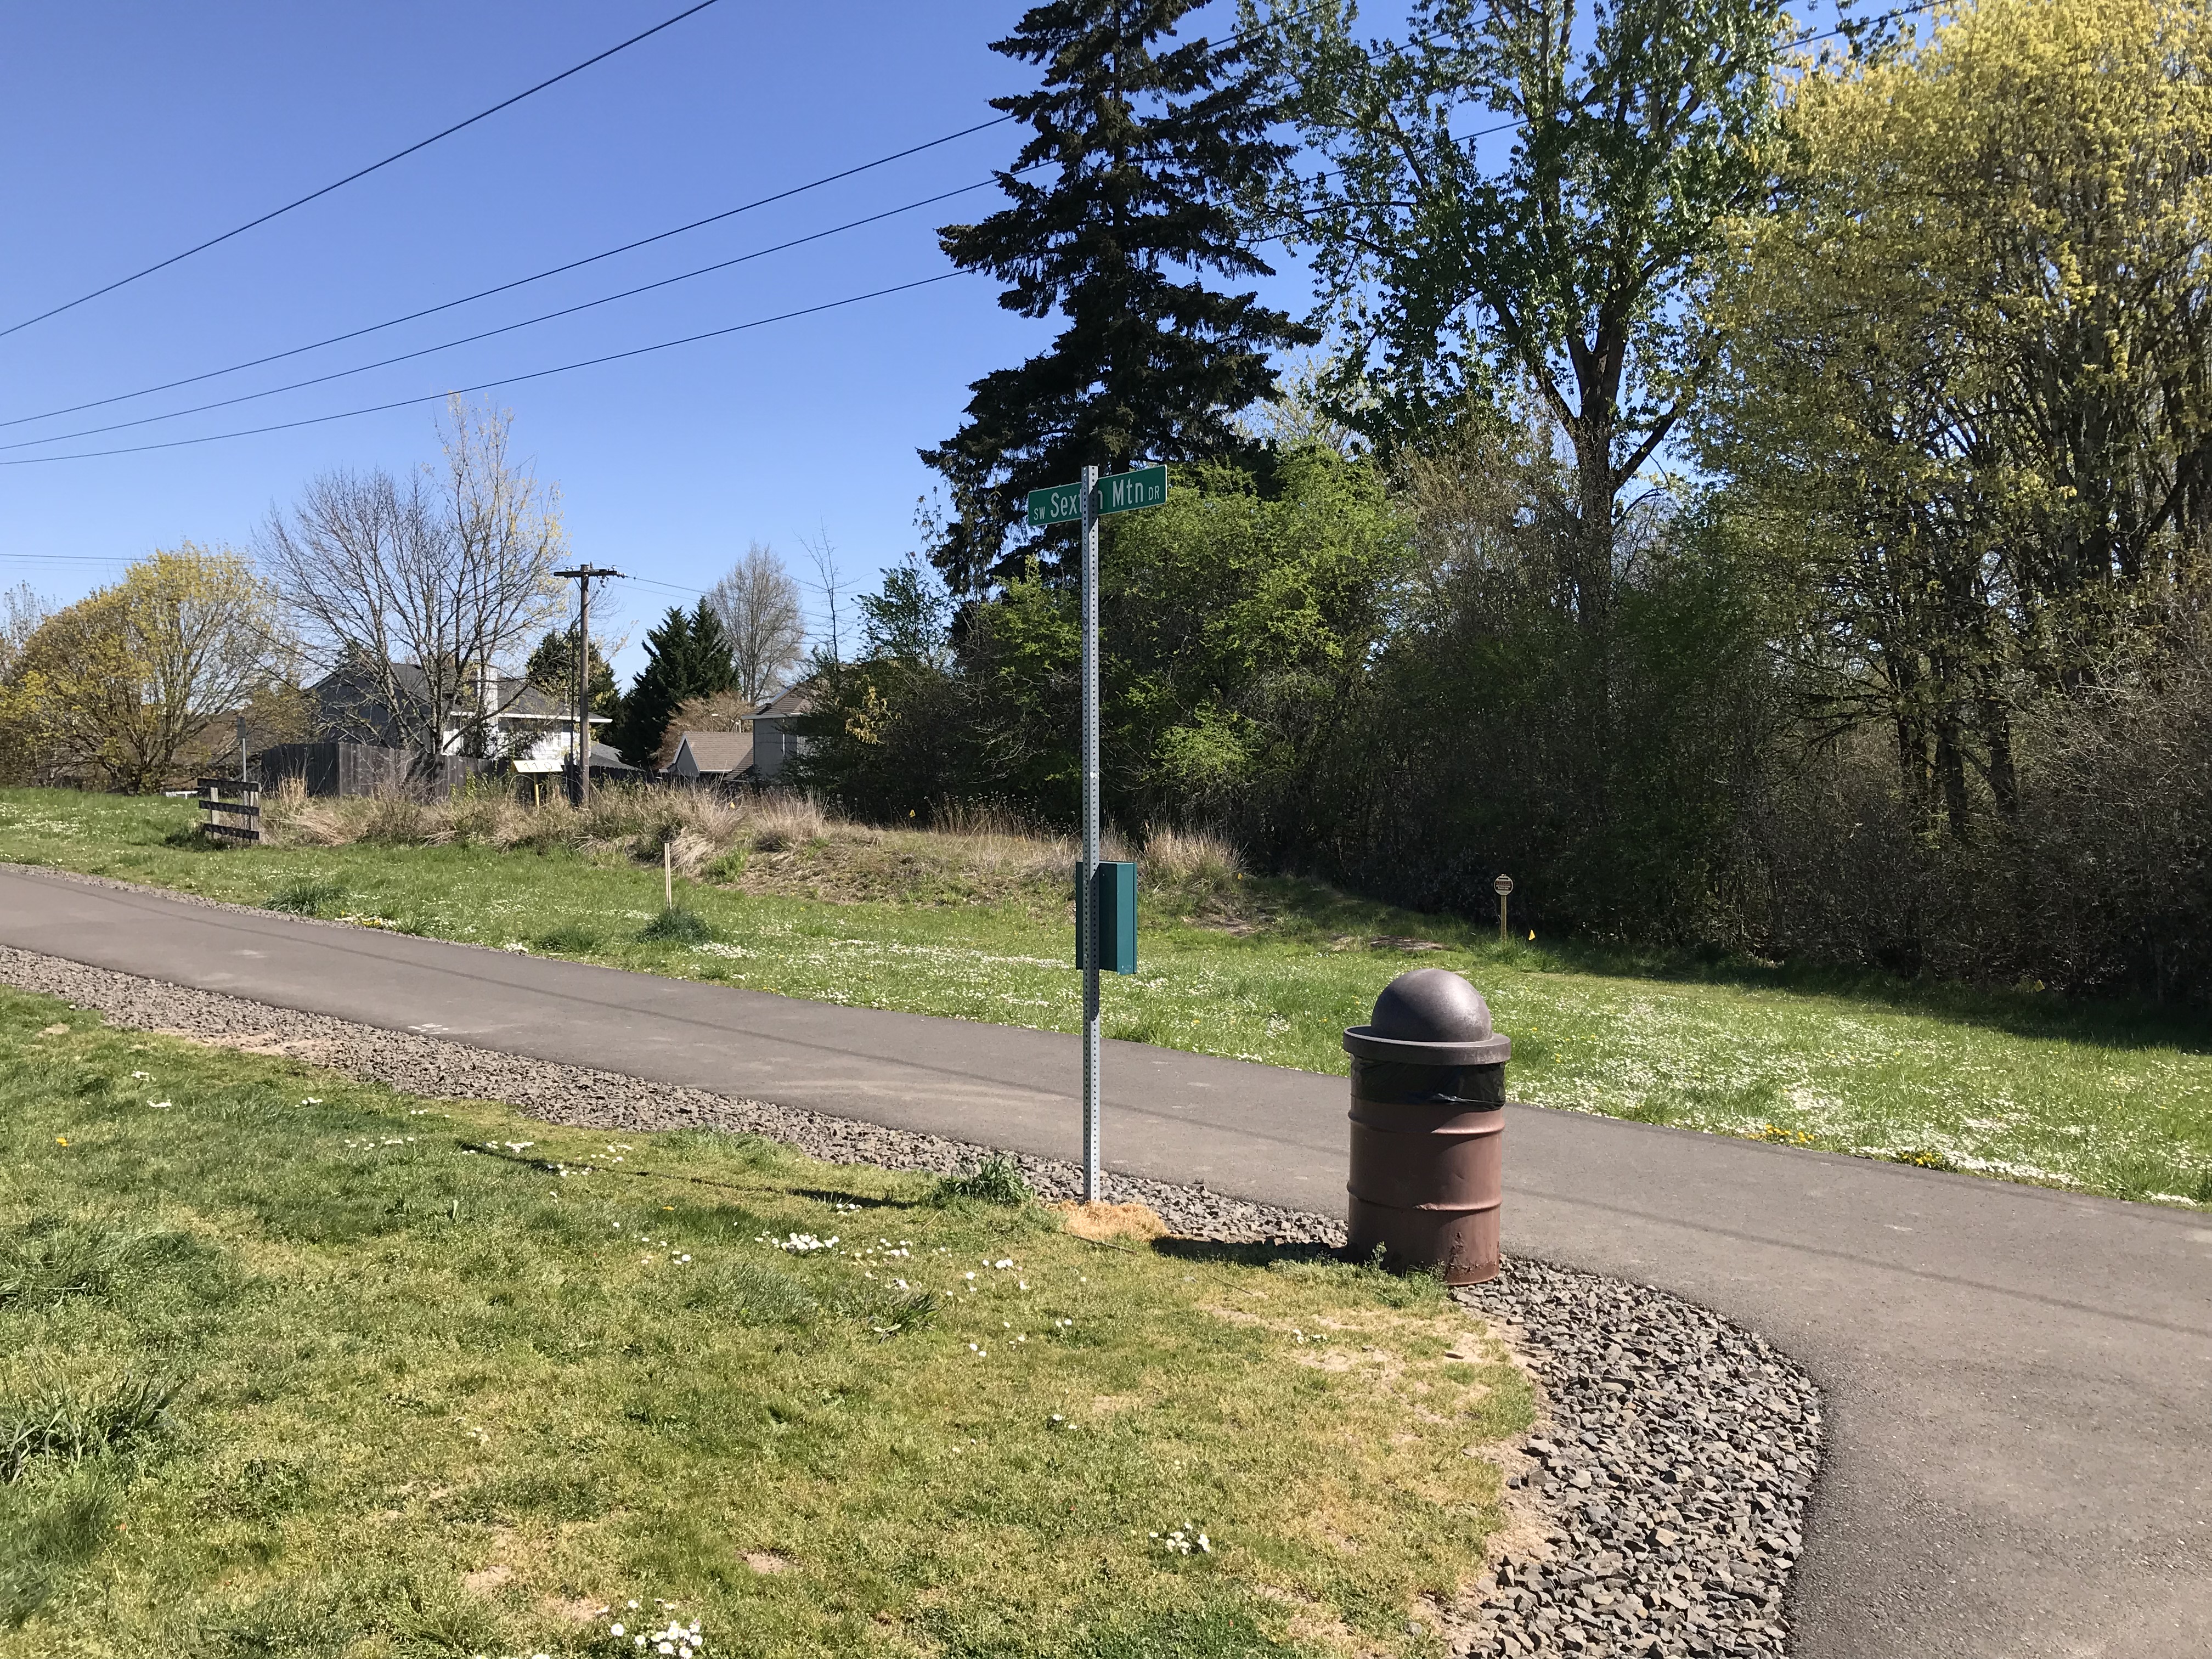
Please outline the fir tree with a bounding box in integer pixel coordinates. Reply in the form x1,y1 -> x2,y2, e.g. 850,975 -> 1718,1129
921,0 -> 1316,594
524,628 -> 619,719
612,601 -> 737,768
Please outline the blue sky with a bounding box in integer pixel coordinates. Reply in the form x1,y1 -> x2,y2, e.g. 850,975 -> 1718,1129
0,1 -> 1848,679
0,0 -> 1306,674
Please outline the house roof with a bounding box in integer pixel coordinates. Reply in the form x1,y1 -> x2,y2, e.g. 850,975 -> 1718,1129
674,731 -> 753,774
307,663 -> 580,723
752,684 -> 811,720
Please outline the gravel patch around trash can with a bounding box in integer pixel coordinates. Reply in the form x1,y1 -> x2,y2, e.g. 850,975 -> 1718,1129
0,943 -> 1824,1657
1446,1262 -> 1823,1657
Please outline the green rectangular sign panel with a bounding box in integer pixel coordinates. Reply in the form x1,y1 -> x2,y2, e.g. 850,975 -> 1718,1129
1026,466 -> 1169,528
1026,481 -> 1085,528
1096,464 -> 1167,516
1075,860 -> 1138,975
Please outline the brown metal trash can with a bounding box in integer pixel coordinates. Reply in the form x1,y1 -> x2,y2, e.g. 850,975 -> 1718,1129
1344,968 -> 1509,1285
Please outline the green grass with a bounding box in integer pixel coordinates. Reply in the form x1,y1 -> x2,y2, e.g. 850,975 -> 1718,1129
0,986 -> 1529,1657
4,787 -> 2211,1209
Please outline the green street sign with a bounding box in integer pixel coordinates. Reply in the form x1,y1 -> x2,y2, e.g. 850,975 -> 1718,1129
1097,464 -> 1167,516
1026,480 -> 1086,528
1025,465 -> 1169,528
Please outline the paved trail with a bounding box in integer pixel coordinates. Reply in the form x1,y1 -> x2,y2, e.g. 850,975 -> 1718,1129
1,864 -> 2205,1658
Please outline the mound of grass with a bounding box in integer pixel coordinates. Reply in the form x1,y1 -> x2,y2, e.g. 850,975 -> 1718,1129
263,877 -> 343,917
0,1374 -> 179,1483
0,988 -> 1529,1658
927,1153 -> 1034,1208
637,907 -> 715,945
0,1220 -> 205,1311
533,921 -> 602,953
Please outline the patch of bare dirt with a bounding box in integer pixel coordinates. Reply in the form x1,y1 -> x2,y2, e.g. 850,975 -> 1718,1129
1052,1199 -> 1168,1242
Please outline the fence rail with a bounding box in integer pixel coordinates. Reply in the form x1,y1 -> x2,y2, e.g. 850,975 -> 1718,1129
198,777 -> 262,844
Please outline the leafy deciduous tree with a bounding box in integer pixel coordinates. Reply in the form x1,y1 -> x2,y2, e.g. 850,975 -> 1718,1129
1,546 -> 290,793
1261,0 -> 1785,625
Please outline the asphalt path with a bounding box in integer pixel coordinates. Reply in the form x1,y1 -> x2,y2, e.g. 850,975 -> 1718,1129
1,864 -> 2206,1657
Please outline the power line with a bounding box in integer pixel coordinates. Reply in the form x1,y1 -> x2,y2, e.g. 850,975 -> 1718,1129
0,116 -> 1020,433
0,178 -> 1002,453
0,272 -> 967,466
0,552 -> 136,563
0,0 -> 727,343
0,2 -> 1321,421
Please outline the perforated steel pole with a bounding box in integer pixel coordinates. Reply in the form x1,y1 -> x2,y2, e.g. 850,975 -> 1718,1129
1080,464 -> 1102,1203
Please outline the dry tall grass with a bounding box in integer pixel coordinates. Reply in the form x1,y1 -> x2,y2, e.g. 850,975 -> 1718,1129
261,779 -> 825,862
256,780 -> 1246,913
1138,824 -> 1244,885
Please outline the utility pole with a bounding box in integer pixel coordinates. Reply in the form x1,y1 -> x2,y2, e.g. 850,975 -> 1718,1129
1079,463 -> 1101,1204
554,565 -> 621,805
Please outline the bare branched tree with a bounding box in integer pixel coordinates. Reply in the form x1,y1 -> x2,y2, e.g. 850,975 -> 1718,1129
707,541 -> 806,703
259,397 -> 567,754
799,526 -> 848,670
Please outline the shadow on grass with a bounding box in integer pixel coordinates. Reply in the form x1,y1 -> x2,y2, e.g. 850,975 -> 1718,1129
1147,1236 -> 1342,1268
788,1186 -> 906,1211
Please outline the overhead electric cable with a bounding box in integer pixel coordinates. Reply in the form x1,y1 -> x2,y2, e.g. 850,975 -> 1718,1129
0,272 -> 966,466
0,178 -> 1002,452
0,1 -> 1328,421
0,116 -> 1022,432
0,0 -> 727,342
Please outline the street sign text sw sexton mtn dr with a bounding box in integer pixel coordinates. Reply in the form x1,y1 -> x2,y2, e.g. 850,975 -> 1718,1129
1026,464 -> 1167,528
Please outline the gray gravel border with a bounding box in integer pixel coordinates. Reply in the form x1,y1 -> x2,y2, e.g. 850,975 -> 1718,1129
0,941 -> 1822,1658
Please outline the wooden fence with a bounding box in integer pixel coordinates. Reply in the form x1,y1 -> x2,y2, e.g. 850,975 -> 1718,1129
198,777 -> 262,844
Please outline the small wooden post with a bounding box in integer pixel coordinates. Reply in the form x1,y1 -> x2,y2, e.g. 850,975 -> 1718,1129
664,838 -> 674,911
1494,873 -> 1514,944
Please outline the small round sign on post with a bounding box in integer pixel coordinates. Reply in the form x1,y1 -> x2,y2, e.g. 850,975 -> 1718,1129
1493,873 -> 1514,943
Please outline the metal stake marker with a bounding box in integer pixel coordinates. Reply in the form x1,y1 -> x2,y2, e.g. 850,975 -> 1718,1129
1079,463 -> 1102,1204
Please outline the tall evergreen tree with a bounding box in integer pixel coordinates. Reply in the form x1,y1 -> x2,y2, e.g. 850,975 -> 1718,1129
921,0 -> 1317,595
524,628 -> 619,719
612,601 -> 737,768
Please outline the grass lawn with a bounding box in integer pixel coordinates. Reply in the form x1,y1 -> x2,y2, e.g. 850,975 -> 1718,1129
3,787 -> 2210,1210
0,984 -> 1531,1658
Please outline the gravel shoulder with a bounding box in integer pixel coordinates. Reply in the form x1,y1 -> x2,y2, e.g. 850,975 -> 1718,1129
0,943 -> 1824,1658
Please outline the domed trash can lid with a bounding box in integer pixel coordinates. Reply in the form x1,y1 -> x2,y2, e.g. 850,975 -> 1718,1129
1344,967 -> 1511,1064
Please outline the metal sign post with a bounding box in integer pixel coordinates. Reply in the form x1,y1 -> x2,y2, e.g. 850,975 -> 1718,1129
1026,464 -> 1170,1205
1079,465 -> 1102,1203
1494,873 -> 1515,944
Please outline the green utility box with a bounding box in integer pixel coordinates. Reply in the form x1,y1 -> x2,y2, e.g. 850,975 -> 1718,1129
1076,861 -> 1138,975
